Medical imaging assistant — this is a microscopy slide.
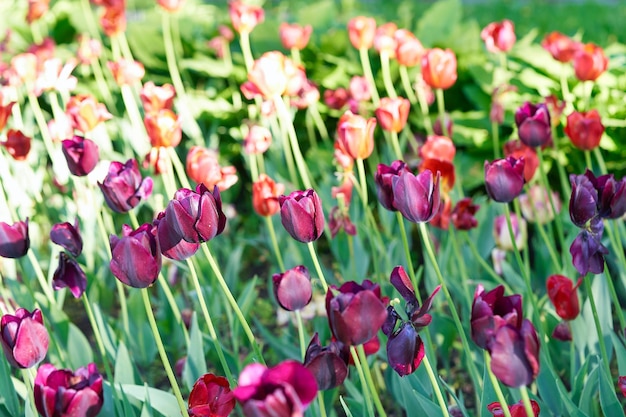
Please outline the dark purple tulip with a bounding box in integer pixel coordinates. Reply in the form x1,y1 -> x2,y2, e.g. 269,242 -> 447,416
61,135 -> 99,176
52,253 -> 87,298
489,319 -> 540,387
484,156 -> 525,203
233,360 -> 318,417
471,284 -> 523,350
326,280 -> 388,346
1,308 -> 49,369
569,172 -> 599,227
303,333 -> 349,390
279,189 -> 325,243
109,223 -> 161,288
552,321 -> 573,341
273,265 -> 312,311
98,159 -> 154,213
392,169 -> 441,223
589,171 -> 626,220
514,102 -> 552,147
154,211 -> 200,261
50,220 -> 83,257
34,362 -> 104,417
386,321 -> 425,377
165,184 -> 227,244
0,219 -> 29,258
375,160 -> 410,211
570,218 -> 608,275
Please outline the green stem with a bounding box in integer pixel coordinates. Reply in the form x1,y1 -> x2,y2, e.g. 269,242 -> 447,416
349,346 -> 374,417
463,231 -> 513,291
584,150 -> 593,171
356,158 -> 368,210
265,216 -> 285,271
422,355 -> 450,417
435,88 -> 446,133
356,344 -> 387,417
560,65 -> 571,103
318,394 -> 328,417
90,60 -> 115,111
141,289 -> 189,417
449,226 -> 472,308
26,91 -> 61,175
167,147 -> 192,190
27,250 -> 55,305
389,130 -> 403,160
503,205 -> 532,290
82,294 -> 114,382
396,212 -> 419,298
416,72 -> 434,136
399,65 -> 418,104
306,242 -> 328,293
536,147 -> 566,261
602,257 -> 626,333
120,84 -> 148,143
295,309 -> 306,360
583,274 -> 611,374
519,385 -> 535,417
239,31 -> 255,74
308,102 -> 330,142
358,47 -> 380,107
484,351 -> 513,417
272,114 -> 298,186
290,47 -> 301,66
380,52 -> 397,99
592,148 -> 607,174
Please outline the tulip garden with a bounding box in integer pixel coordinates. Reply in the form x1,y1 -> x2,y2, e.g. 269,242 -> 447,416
1,0 -> 626,415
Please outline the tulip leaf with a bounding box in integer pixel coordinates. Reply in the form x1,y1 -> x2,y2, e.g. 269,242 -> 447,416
0,356 -> 18,417
66,322 -> 94,369
24,401 -> 36,417
117,384 -> 181,417
536,350 -> 566,416
611,333 -> 626,376
415,0 -> 462,47
115,342 -> 137,385
92,303 -> 118,360
556,381 -> 589,417
578,360 -> 600,414
183,312 -> 208,392
479,355 -> 500,416
598,363 -> 621,416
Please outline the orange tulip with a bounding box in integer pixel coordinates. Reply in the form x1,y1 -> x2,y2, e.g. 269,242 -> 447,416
252,174 -> 285,216
144,109 -> 182,148
394,29 -> 424,67
66,94 -> 112,133
373,22 -> 397,57
347,16 -> 376,50
375,97 -> 410,133
336,111 -> 376,160
420,135 -> 456,162
541,32 -> 581,63
421,48 -> 457,90
27,0 -> 50,24
140,82 -> 175,113
186,146 -> 238,191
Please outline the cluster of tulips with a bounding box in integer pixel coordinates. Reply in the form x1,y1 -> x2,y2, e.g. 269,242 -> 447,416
1,0 -> 625,416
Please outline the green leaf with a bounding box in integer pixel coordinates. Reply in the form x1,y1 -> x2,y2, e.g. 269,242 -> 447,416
0,354 -> 19,417
535,350 -> 565,416
612,333 -> 626,376
183,312 -> 208,392
66,323 -> 94,369
415,0 -> 462,47
115,342 -> 137,385
480,356 -> 499,416
578,361 -> 599,414
598,363 -> 622,416
117,385 -> 180,417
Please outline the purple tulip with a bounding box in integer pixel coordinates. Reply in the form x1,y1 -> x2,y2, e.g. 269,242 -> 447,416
273,265 -> 312,311
470,285 -> 522,350
50,220 -> 83,257
61,135 -> 99,176
484,156 -> 525,203
580,169 -> 626,220
279,189 -> 325,243
98,159 -> 154,213
569,172 -> 599,227
34,362 -> 104,417
109,223 -> 161,288
154,211 -> 200,261
303,333 -> 349,390
392,169 -> 441,223
233,360 -> 318,417
489,319 -> 540,387
165,184 -> 227,244
552,321 -> 573,341
514,102 -> 552,147
326,280 -> 388,346
570,218 -> 608,275
1,308 -> 49,369
52,253 -> 87,298
386,322 -> 425,377
375,160 -> 410,211
0,219 -> 29,258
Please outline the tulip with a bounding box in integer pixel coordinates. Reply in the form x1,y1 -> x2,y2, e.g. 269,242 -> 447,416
493,214 -> 527,252
484,156 -> 525,203
185,147 -> 238,191
481,20 -> 516,53
546,275 -> 580,320
328,205 -> 356,238
394,29 -> 424,67
451,197 -> 480,230
569,172 -> 599,227
326,280 -> 388,346
62,135 -> 99,177
283,59 -> 307,97
109,223 -> 161,288
145,109 -> 182,148
392,169 -> 441,223
489,319 -> 540,387
158,0 -> 184,12
52,253 -> 87,298
373,22 -> 398,57
234,361 -> 318,416
323,88 -> 350,110
50,220 -> 83,257
421,48 -> 457,90
519,184 -> 561,224
487,399 -> 540,417
279,23 -> 312,51
303,333 -> 348,390
375,97 -> 410,133
375,160 -> 410,211
107,58 -> 145,86
573,43 -> 608,82
100,5 -> 126,37
99,159 -> 154,213
619,376 -> 626,398
470,285 -> 522,350
347,16 -> 376,50
188,373 -> 236,417
433,112 -> 453,138
228,0 -> 264,34
252,174 -> 285,217
420,135 -> 456,162
154,211 -> 200,261
164,184 -> 227,244
292,79 -> 320,110
34,362 -> 104,417
514,102 -> 551,148
140,81 -> 175,113
244,51 -> 288,99
570,218 -> 608,276
76,35 -> 102,66
273,265 -> 312,311
348,76 -> 371,103
1,129 -> 31,160
503,140 -> 538,182
571,169 -> 626,221
0,93 -> 15,132
27,0 -> 50,23
279,189 -> 324,243
542,32 -> 580,62
419,158 -> 454,195
565,109 -> 605,151
243,125 -> 272,154
1,308 -> 49,369
336,111 -> 376,159
0,219 -> 30,259
552,321 -> 573,341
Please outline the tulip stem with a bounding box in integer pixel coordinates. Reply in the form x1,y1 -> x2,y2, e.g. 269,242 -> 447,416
356,158 -> 368,210
290,47 -> 301,66
418,223 -> 482,398
356,344 -> 387,417
583,274 -> 611,374
422,355 -> 450,417
90,60 -> 115,111
601,257 -> 626,334
396,212 -> 419,299
537,148 -> 568,256
389,131 -> 403,160
318,393 -> 328,417
519,385 -> 535,417
167,147 -> 192,190
265,216 -> 285,271
26,91 -> 63,178
141,289 -> 189,417
380,52 -> 397,99
120,84 -> 149,145
349,346 -> 375,417
584,150 -> 593,171
463,227 -> 513,291
358,47 -> 380,107
308,102 -> 330,142
201,244 -> 266,365
560,65 -> 572,103
484,351 -> 513,417
415,73 -> 434,136
26,250 -> 56,305
435,88 -> 447,132
399,65 -> 418,104
294,310 -> 306,360
306,242 -> 328,293
238,31 -> 255,74
592,147 -> 608,175
186,258 -> 234,384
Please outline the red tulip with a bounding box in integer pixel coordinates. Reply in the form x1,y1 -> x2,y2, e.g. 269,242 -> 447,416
564,109 -> 604,150
2,129 -> 31,160
542,32 -> 581,63
573,43 -> 608,82
279,23 -> 312,50
421,48 -> 457,90
252,174 -> 284,217
546,275 -> 581,320
228,0 -> 264,34
375,97 -> 410,133
188,373 -> 235,417
481,20 -> 516,53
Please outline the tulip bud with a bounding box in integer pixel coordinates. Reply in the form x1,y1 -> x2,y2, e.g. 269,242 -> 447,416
1,308 -> 49,368
573,43 -> 608,82
2,129 -> 31,160
374,22 -> 398,57
392,169 -> 441,223
273,265 -> 312,311
303,333 -> 348,391
154,211 -> 200,261
61,135 -> 99,176
564,109 -> 605,151
50,220 -> 83,257
569,172 -> 599,227
99,159 -> 154,213
394,29 -> 424,67
514,102 -> 551,148
570,218 -> 608,276
0,219 -> 30,259
493,214 -> 527,252
420,135 -> 456,162
140,81 -> 175,114
484,156 -> 525,203
279,189 -> 324,243
347,16 -> 376,50
542,32 -> 581,62
108,59 -> 145,86
109,223 -> 161,288
243,125 -> 272,154
185,147 -> 238,191
519,184 -> 561,224
66,94 -> 112,133
375,160 -> 410,211
481,20 -> 516,53
52,253 -> 87,298
336,111 -> 376,159
421,48 -> 457,90
252,174 -> 284,217
27,0 -> 50,23
375,97 -> 410,133
546,275 -> 580,321
188,373 -> 236,417
228,0 -> 264,34
279,23 -> 312,51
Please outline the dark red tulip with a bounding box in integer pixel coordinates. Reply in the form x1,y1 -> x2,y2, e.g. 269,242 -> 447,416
61,135 -> 99,176
273,265 -> 312,311
34,362 -> 103,417
188,373 -> 236,417
154,211 -> 200,261
565,110 -> 605,151
328,205 -> 357,238
386,322 -> 425,377
590,171 -> 626,220
0,219 -> 29,259
471,285 -> 522,350
98,159 -> 153,213
484,156 -> 525,203
552,321 -> 573,341
619,376 -> 626,398
233,360 -> 318,417
569,172 -> 599,227
304,333 -> 349,391
570,218 -> 608,276
279,189 -> 324,243
514,102 -> 551,148
392,169 -> 441,223
546,275 -> 581,320
109,223 -> 161,288
489,319 -> 540,387
2,129 -> 31,160
1,308 -> 49,369
488,399 -> 540,417
50,220 -> 82,257
451,198 -> 480,230
326,280 -> 388,346
375,160 -> 410,211
52,253 -> 87,298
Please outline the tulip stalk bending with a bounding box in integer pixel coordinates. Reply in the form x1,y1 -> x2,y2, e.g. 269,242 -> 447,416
306,242 -> 328,293
380,52 -> 397,99
583,274 -> 611,374
484,351 -> 513,417
358,47 -> 380,107
399,65 -> 418,104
